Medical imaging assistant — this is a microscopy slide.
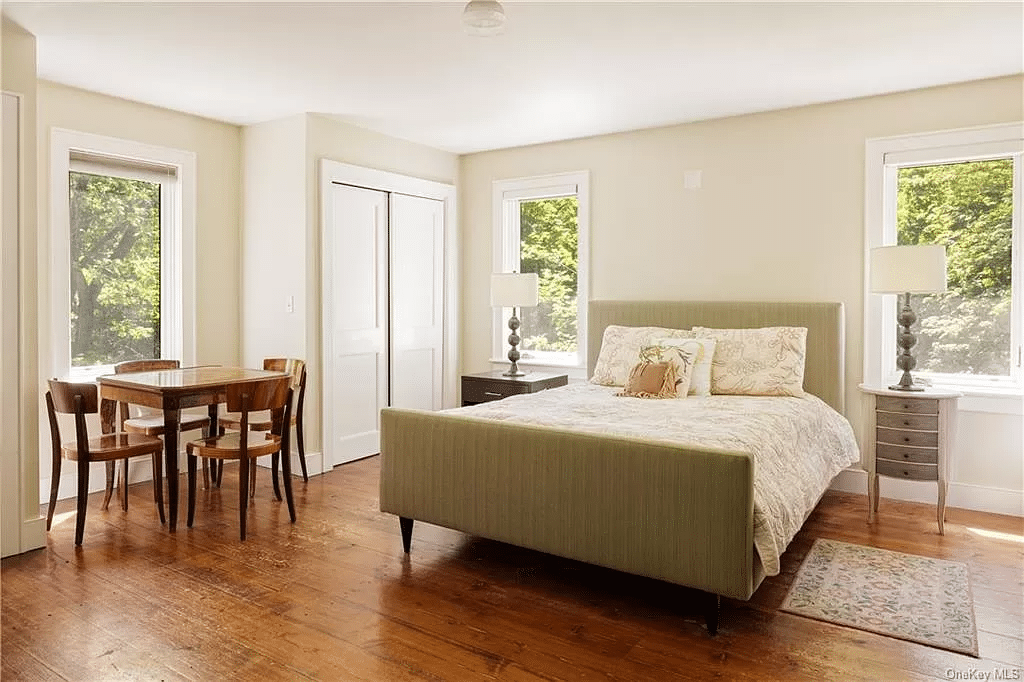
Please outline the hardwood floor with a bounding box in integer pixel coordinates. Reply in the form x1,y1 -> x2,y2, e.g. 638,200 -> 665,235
3,455 -> 1022,681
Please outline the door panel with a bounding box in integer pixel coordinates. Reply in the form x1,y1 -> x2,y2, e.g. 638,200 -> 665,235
390,194 -> 444,411
326,183 -> 388,465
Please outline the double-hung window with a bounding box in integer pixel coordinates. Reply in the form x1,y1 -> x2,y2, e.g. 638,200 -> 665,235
51,130 -> 196,381
865,123 -> 1023,394
493,171 -> 589,368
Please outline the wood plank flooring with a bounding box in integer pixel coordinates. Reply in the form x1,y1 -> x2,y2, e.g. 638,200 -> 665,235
3,456 -> 1022,680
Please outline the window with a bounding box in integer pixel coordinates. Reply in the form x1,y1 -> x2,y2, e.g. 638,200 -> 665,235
493,172 -> 589,367
865,123 -> 1023,394
51,130 -> 196,380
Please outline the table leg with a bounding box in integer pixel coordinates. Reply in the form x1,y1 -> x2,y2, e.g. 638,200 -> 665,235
164,407 -> 181,531
938,481 -> 947,535
867,472 -> 878,523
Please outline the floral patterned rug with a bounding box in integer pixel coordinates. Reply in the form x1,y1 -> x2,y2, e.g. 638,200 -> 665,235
780,538 -> 978,657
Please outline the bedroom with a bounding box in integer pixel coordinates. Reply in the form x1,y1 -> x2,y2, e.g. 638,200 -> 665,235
2,2 -> 1022,679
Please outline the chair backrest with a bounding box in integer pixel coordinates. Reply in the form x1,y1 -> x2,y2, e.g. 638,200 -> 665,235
45,379 -> 98,458
263,358 -> 306,417
115,358 -> 181,374
225,375 -> 291,415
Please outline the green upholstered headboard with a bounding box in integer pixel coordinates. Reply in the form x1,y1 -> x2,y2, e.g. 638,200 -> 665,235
587,301 -> 846,413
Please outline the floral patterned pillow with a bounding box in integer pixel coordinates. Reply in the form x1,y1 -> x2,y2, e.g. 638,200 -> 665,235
692,326 -> 807,396
649,337 -> 717,397
637,344 -> 696,398
590,325 -> 689,386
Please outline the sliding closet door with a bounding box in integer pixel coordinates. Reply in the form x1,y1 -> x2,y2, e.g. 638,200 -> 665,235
390,194 -> 444,411
324,183 -> 389,466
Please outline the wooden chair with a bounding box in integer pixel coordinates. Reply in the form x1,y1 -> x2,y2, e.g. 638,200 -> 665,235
219,358 -> 307,496
114,359 -> 214,496
45,379 -> 166,546
186,376 -> 295,540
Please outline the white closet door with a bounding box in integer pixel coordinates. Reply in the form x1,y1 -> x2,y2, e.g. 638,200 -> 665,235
325,183 -> 389,465
389,194 -> 444,411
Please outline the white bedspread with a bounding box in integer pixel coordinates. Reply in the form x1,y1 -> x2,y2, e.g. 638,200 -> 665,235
454,383 -> 860,576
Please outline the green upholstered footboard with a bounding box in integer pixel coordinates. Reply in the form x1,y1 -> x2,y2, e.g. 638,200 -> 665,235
379,408 -> 760,601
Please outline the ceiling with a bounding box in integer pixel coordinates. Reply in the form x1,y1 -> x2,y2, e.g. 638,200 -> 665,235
3,1 -> 1022,154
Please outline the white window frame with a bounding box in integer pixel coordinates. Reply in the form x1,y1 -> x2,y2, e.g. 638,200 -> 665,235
864,122 -> 1024,398
50,129 -> 196,381
492,171 -> 590,369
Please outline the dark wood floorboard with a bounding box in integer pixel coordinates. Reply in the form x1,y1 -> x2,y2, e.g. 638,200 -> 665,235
3,455 -> 1022,681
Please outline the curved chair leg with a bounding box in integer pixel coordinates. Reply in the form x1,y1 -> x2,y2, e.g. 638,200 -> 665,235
295,420 -> 307,482
151,453 -> 166,524
238,456 -> 249,541
75,457 -> 90,546
270,452 -> 282,501
46,455 -> 63,531
249,459 -> 257,499
281,447 -> 296,523
119,458 -> 130,512
186,454 -> 198,528
101,461 -> 115,510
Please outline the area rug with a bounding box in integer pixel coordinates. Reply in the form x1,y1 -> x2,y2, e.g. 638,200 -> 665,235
780,538 -> 978,657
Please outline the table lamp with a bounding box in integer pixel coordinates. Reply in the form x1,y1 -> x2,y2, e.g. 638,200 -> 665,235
870,244 -> 947,391
491,272 -> 539,377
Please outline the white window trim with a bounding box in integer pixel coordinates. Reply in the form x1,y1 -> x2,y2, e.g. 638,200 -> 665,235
492,171 -> 590,369
863,122 -> 1024,402
50,129 -> 196,380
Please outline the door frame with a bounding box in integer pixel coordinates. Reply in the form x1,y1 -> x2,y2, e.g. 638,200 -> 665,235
319,159 -> 457,467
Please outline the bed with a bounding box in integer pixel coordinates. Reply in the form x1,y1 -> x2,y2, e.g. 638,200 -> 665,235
379,300 -> 860,633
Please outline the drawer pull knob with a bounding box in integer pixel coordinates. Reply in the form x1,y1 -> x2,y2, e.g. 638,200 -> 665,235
484,392 -> 502,397
903,453 -> 910,459
902,471 -> 910,476
902,404 -> 910,409
903,420 -> 910,426
904,437 -> 910,442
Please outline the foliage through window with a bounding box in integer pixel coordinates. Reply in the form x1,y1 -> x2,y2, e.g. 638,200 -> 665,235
897,159 -> 1013,378
69,171 -> 162,368
519,197 -> 578,355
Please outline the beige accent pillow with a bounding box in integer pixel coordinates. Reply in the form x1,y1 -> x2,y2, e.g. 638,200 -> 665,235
637,344 -> 696,398
616,362 -> 679,399
649,336 -> 716,397
693,326 -> 808,397
590,325 -> 689,386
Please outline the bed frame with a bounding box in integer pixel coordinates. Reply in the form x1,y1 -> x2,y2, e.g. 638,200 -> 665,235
379,300 -> 845,633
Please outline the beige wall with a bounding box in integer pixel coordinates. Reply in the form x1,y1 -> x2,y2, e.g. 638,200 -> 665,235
241,112 -> 457,466
2,16 -> 43,556
37,80 -> 243,368
459,75 -> 1024,510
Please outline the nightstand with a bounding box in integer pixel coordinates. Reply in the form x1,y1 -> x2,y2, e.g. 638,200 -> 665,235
859,384 -> 961,534
461,370 -> 569,407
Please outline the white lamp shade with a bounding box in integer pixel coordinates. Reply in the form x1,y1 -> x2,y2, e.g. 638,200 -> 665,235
491,272 -> 539,307
870,245 -> 948,294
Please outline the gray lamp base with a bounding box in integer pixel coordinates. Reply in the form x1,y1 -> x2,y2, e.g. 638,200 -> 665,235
890,292 -> 924,392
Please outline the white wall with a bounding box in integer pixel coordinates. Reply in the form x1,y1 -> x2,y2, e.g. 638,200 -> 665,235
1,16 -> 44,557
35,80 -> 243,502
459,75 -> 1024,516
241,113 -> 457,472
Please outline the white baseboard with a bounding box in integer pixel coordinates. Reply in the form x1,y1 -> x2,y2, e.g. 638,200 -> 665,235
831,467 -> 1024,518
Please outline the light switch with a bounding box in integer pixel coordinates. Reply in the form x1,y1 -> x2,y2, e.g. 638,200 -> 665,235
286,296 -> 294,313
684,170 -> 702,190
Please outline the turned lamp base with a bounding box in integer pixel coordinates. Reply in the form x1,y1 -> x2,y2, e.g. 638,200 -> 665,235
889,291 -> 924,392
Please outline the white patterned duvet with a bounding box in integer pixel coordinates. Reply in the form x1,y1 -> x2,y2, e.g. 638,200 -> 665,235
454,382 -> 860,576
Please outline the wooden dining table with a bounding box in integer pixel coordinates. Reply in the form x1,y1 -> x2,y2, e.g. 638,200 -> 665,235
97,366 -> 288,531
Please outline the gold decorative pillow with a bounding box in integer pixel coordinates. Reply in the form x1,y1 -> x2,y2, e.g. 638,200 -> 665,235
616,361 -> 680,399
635,344 -> 696,398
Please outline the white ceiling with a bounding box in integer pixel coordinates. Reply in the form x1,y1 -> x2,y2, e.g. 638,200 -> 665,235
3,1 -> 1022,154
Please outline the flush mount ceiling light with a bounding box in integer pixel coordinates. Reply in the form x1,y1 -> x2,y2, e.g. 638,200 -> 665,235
462,0 -> 505,37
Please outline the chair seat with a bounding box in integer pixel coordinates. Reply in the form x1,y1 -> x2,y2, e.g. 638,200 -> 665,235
187,431 -> 282,460
219,409 -> 296,432
124,413 -> 210,436
61,433 -> 163,462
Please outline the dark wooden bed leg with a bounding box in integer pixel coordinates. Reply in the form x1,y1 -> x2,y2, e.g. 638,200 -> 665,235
399,517 -> 414,553
705,593 -> 721,635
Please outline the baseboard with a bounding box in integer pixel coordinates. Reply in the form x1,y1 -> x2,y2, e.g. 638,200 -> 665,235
831,467 -> 1024,518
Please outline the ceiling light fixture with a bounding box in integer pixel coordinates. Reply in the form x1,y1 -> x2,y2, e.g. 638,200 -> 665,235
462,0 -> 505,37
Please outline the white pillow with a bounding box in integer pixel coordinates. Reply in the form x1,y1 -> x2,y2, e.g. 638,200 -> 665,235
590,325 -> 688,386
650,337 -> 717,397
692,326 -> 807,397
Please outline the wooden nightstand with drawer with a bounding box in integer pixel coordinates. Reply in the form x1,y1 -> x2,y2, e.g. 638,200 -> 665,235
461,370 -> 569,407
859,384 -> 961,534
